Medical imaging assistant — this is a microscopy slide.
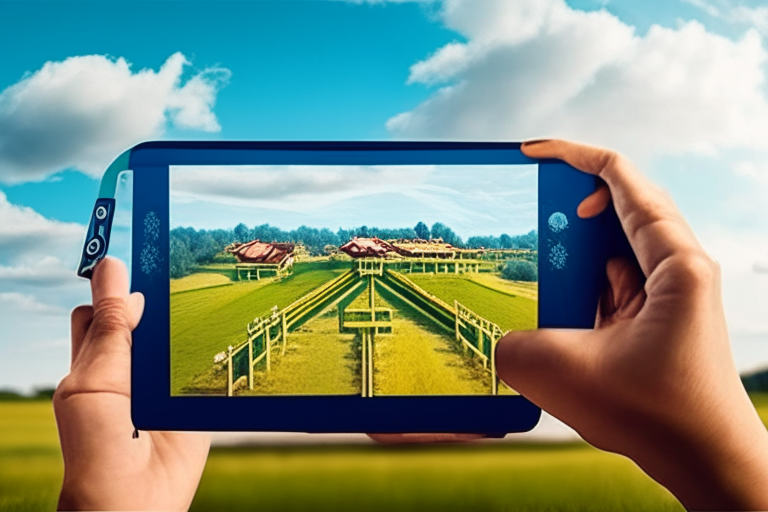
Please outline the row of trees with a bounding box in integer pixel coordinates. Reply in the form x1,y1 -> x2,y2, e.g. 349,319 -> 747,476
170,221 -> 538,278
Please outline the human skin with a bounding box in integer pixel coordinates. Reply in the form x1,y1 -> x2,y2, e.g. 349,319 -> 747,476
373,140 -> 768,511
54,258 -> 210,511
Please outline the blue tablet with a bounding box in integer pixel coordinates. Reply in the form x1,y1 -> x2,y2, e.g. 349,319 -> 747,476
78,141 -> 627,434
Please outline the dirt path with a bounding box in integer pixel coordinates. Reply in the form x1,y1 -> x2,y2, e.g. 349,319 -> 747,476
244,312 -> 360,395
372,311 -> 490,396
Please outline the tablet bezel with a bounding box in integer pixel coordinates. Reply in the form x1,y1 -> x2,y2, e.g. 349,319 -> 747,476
102,141 -> 610,433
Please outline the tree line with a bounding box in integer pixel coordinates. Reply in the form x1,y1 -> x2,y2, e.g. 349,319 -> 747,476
170,221 -> 538,278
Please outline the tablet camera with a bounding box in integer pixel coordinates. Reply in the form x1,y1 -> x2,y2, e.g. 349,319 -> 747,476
85,236 -> 104,257
95,205 -> 108,221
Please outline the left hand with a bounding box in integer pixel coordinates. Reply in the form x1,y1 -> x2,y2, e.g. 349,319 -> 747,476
54,257 -> 210,511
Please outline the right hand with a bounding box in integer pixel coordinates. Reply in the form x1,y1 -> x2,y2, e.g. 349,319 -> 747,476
496,140 -> 768,511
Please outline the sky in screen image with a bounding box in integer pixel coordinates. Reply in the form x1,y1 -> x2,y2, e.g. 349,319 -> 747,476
170,165 -> 538,239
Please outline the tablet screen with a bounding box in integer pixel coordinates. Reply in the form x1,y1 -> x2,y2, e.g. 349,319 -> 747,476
168,164 -> 538,397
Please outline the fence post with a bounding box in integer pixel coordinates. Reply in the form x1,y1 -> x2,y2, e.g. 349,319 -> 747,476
266,325 -> 271,372
361,330 -> 367,397
476,324 -> 484,362
367,329 -> 374,397
491,337 -> 498,395
248,337 -> 254,390
369,275 -> 377,335
227,346 -> 233,397
281,311 -> 288,356
454,300 -> 460,343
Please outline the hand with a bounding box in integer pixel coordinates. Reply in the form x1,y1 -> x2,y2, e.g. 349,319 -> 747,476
494,139 -> 768,510
53,257 -> 210,511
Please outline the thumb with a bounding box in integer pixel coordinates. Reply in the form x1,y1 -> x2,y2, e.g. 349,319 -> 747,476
495,328 -> 591,411
67,258 -> 143,395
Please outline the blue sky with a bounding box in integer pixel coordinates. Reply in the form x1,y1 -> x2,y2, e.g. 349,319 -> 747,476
169,164 -> 538,239
1,0 -> 767,390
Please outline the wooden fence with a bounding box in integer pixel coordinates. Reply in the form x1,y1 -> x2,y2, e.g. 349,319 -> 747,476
226,270 -> 365,396
225,264 -> 513,396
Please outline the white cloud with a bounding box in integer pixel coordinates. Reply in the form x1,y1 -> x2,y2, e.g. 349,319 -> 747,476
382,0 -> 768,371
0,256 -> 79,287
0,292 -> 66,315
170,165 -> 434,211
683,0 -> 768,35
388,0 -> 768,162
0,52 -> 230,184
0,190 -> 84,263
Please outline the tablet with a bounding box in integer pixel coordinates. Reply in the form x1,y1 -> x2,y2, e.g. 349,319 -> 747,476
78,141 -> 625,433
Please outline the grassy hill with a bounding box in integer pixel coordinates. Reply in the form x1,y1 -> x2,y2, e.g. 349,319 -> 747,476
406,274 -> 537,331
171,265 -> 346,394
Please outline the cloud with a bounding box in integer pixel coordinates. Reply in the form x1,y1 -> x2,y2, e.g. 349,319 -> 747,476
0,256 -> 79,286
682,0 -> 768,35
755,261 -> 768,273
387,0 -> 768,162
0,190 -> 84,263
0,52 -> 230,184
0,292 -> 66,315
170,165 -> 434,211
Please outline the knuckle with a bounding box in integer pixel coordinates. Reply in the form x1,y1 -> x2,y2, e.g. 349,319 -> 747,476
672,251 -> 719,287
91,298 -> 130,335
53,375 -> 77,406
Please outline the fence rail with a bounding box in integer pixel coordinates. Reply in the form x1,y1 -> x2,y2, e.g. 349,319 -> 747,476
224,265 -> 514,396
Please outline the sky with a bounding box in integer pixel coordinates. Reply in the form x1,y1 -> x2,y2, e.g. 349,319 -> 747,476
0,0 -> 767,391
169,164 -> 538,239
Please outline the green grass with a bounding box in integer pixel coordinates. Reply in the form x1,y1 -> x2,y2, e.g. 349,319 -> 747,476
751,392 -> 768,424
0,401 -> 62,512
465,273 -> 538,301
171,266 -> 346,394
7,399 -> 768,511
171,272 -> 234,294
364,291 -> 490,396
407,274 -> 537,331
0,402 -> 684,512
240,313 -> 360,395
192,444 -> 681,512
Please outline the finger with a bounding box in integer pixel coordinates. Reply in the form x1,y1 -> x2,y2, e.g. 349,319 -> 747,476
522,139 -> 702,277
495,329 -> 590,409
596,257 -> 646,328
126,292 -> 145,331
66,257 -> 134,396
577,183 -> 611,218
70,305 -> 94,366
91,257 -> 130,307
367,433 -> 488,444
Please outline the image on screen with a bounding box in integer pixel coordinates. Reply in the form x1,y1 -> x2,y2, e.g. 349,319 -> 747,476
169,164 -> 538,397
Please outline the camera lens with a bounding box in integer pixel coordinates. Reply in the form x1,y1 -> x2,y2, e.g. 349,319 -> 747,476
95,205 -> 108,220
85,237 -> 103,257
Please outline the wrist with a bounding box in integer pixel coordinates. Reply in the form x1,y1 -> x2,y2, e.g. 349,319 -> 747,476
637,396 -> 768,510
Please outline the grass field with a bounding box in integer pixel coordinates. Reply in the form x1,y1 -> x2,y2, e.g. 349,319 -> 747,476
3,397 -> 767,511
407,274 -> 537,331
171,272 -> 234,294
241,313 -> 360,395
356,289 -> 490,395
171,265 -> 346,394
465,273 -> 538,301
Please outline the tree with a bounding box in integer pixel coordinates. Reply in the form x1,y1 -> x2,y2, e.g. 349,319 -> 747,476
502,259 -> 538,282
499,234 -> 513,249
234,223 -> 250,243
169,237 -> 196,279
431,222 -> 463,247
414,221 -> 430,240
